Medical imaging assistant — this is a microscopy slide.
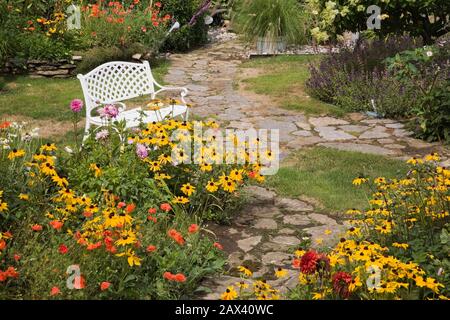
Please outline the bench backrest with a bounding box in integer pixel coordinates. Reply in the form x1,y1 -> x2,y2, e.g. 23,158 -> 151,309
77,61 -> 155,113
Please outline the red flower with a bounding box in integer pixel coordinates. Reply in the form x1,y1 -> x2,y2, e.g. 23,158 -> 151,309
152,21 -> 159,27
146,245 -> 157,252
100,281 -> 111,291
0,240 -> 6,251
332,271 -> 352,299
0,121 -> 12,129
188,224 -> 199,234
14,254 -> 21,262
87,242 -> 102,251
5,266 -> 18,278
147,215 -> 157,223
248,171 -> 256,178
174,273 -> 186,282
160,203 -> 172,212
163,271 -> 176,281
148,208 -> 157,214
117,202 -> 126,209
126,203 -> 136,213
155,2 -> 162,7
83,211 -> 93,218
300,250 -> 319,274
292,258 -> 301,269
141,26 -> 147,33
50,286 -> 61,296
59,244 -> 68,255
49,220 -> 63,230
213,242 -> 223,250
168,229 -> 185,245
31,224 -> 43,231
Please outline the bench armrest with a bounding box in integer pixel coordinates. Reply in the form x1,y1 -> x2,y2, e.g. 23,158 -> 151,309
154,86 -> 188,98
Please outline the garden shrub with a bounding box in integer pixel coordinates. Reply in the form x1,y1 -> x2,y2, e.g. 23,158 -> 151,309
75,46 -> 128,74
0,77 -> 5,92
306,36 -> 421,117
160,0 -> 209,52
386,43 -> 450,142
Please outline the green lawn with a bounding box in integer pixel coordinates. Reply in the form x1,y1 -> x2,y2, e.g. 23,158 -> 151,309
0,60 -> 170,122
240,55 -> 344,116
266,146 -> 408,213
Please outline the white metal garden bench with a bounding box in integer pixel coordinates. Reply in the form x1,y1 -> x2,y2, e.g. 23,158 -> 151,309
77,61 -> 189,139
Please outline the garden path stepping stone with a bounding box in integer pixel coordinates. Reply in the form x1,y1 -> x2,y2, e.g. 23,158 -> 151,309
318,142 -> 397,156
309,117 -> 349,127
275,198 -> 313,212
237,236 -> 262,252
283,214 -> 312,226
253,218 -> 278,230
271,236 -> 301,246
315,127 -> 357,141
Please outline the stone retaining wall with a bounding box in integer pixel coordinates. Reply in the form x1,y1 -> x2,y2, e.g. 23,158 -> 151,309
1,55 -> 82,78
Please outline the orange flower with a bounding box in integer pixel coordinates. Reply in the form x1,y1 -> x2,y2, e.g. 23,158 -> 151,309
152,21 -> 159,27
292,258 -> 301,269
163,272 -> 176,281
0,121 -> 11,129
148,208 -> 157,214
160,203 -> 172,212
117,202 -> 126,209
14,254 -> 21,261
146,245 -> 157,252
0,239 -> 6,251
126,203 -> 136,213
87,242 -> 102,250
174,273 -> 186,282
213,242 -> 223,250
5,267 -> 18,278
147,216 -> 157,223
168,229 -> 185,245
155,2 -> 162,7
188,224 -> 199,234
49,220 -> 63,230
31,224 -> 43,231
50,286 -> 61,296
100,281 -> 111,291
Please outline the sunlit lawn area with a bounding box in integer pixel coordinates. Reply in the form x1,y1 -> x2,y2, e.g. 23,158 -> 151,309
240,55 -> 345,117
267,146 -> 408,213
0,60 -> 170,122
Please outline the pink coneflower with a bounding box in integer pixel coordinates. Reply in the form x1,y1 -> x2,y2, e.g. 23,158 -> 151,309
70,99 -> 83,112
136,143 -> 148,159
95,129 -> 109,141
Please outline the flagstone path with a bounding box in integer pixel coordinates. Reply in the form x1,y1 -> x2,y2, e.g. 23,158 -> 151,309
164,38 -> 450,299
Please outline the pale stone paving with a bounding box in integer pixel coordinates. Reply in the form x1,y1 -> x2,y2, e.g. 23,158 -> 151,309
164,38 -> 450,299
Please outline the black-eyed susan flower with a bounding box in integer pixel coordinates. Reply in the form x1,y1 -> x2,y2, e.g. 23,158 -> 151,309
180,183 -> 195,197
352,176 -> 367,186
7,149 -> 25,160
238,265 -> 252,277
221,286 -> 238,300
173,196 -> 189,204
274,268 -> 288,278
206,180 -> 218,193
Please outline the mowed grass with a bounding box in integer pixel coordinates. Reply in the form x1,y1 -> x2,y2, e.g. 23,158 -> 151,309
240,55 -> 344,116
266,146 -> 408,213
0,60 -> 170,122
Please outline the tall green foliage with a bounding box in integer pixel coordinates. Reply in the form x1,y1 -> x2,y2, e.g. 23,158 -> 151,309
233,0 -> 309,44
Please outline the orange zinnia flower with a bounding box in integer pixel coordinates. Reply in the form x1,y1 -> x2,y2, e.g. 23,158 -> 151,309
188,224 -> 199,234
49,220 -> 63,230
174,273 -> 186,282
31,224 -> 43,231
146,245 -> 156,252
168,229 -> 185,245
100,281 -> 111,291
213,242 -> 223,250
0,121 -> 11,129
59,244 -> 68,254
0,240 -> 6,251
126,203 -> 136,213
50,286 -> 61,296
160,203 -> 172,212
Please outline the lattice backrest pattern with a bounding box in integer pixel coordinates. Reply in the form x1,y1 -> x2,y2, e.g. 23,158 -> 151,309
82,62 -> 155,108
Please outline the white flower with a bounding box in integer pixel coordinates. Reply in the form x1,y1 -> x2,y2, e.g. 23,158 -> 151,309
426,50 -> 433,57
